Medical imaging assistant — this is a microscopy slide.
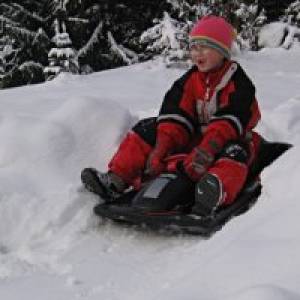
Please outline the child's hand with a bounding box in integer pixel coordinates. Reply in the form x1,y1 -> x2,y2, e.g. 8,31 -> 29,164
144,149 -> 166,177
182,147 -> 214,181
144,132 -> 176,177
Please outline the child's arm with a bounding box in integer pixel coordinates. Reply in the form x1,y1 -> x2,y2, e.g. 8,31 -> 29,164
156,67 -> 198,150
200,67 -> 260,155
146,67 -> 198,176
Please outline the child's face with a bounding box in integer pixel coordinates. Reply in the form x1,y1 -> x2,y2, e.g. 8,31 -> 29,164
190,44 -> 225,73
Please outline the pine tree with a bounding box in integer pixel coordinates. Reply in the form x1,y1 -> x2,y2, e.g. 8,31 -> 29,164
44,0 -> 79,79
76,19 -> 104,73
107,31 -> 138,65
278,0 -> 300,49
0,36 -> 17,71
0,35 -> 19,87
282,0 -> 300,26
0,0 -> 50,87
32,28 -> 51,66
260,0 -> 295,22
235,1 -> 267,50
167,0 -> 209,22
140,11 -> 189,66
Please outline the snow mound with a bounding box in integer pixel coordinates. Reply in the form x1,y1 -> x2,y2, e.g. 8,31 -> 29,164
260,96 -> 300,143
258,22 -> 288,48
0,94 -> 135,278
258,22 -> 300,49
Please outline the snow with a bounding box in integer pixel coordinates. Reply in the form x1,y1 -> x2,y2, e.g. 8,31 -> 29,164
258,21 -> 300,49
49,47 -> 75,59
0,44 -> 300,299
258,22 -> 288,48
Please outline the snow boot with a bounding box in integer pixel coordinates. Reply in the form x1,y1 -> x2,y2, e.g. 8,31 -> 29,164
192,173 -> 224,216
81,168 -> 126,201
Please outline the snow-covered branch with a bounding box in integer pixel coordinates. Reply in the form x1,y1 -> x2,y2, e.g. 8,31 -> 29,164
68,17 -> 89,24
107,31 -> 138,65
0,16 -> 20,28
5,25 -> 37,43
10,3 -> 47,23
140,11 -> 189,65
141,12 -> 187,52
76,21 -> 103,59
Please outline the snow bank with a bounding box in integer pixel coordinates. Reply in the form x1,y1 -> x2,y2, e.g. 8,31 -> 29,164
258,22 -> 288,48
258,22 -> 300,49
261,96 -> 300,142
0,83 -> 135,278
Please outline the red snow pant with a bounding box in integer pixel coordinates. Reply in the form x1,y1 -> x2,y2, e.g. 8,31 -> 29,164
108,118 -> 262,206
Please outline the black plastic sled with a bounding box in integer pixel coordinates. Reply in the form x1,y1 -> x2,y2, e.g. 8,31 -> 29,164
94,141 -> 291,236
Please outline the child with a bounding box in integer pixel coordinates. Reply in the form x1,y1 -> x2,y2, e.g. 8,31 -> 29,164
81,15 -> 262,215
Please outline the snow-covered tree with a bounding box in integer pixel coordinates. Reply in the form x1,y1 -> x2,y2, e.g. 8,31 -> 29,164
167,0 -> 210,22
0,1 -> 48,44
0,36 -> 19,80
260,0 -> 295,22
107,31 -> 138,65
0,1 -> 50,87
32,28 -> 51,66
44,20 -> 79,79
282,1 -> 300,26
0,61 -> 45,89
44,0 -> 79,79
140,11 -> 189,66
235,1 -> 267,50
271,0 -> 300,49
76,19 -> 103,73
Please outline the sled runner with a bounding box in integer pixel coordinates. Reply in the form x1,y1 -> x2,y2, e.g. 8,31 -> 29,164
92,141 -> 291,236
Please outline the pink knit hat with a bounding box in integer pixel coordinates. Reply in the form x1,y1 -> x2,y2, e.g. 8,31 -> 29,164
189,15 -> 236,59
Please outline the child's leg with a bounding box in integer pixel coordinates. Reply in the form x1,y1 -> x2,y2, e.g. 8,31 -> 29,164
205,131 -> 263,206
108,118 -> 157,187
208,158 -> 248,205
207,140 -> 251,205
81,118 -> 157,198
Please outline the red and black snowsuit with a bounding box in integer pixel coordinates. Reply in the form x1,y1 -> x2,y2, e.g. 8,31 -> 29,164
108,61 -> 262,205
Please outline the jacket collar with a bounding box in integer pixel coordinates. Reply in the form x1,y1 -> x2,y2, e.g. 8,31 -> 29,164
196,60 -> 233,88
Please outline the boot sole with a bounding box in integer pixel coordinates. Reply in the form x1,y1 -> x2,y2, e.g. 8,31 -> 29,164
81,169 -> 109,200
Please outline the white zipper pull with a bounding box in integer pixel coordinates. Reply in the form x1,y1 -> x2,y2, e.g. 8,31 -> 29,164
203,77 -> 210,123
